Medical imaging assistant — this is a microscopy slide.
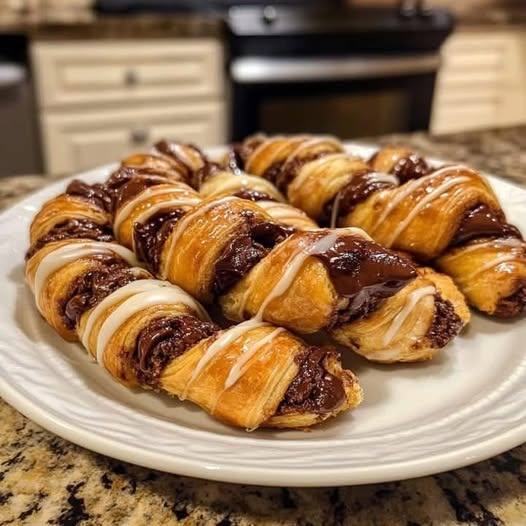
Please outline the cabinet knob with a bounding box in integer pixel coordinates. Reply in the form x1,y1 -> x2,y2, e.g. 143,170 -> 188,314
124,68 -> 139,86
130,128 -> 149,145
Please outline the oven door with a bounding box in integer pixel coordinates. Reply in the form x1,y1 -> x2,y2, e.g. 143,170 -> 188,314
230,54 -> 440,141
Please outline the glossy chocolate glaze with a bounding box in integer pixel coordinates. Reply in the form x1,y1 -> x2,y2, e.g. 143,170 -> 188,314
63,260 -> 147,329
26,219 -> 114,260
133,315 -> 219,387
66,180 -> 113,213
426,294 -> 463,348
451,204 -> 522,246
313,234 -> 417,322
321,170 -> 397,225
393,154 -> 430,183
277,346 -> 345,415
111,172 -> 167,211
106,166 -> 146,192
133,209 -> 185,271
213,213 -> 294,295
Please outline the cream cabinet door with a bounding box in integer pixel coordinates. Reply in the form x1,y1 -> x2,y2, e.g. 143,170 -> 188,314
32,39 -> 224,109
432,30 -> 526,134
41,102 -> 226,175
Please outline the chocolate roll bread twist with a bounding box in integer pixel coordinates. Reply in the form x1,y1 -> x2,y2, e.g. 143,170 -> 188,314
368,147 -> 526,318
26,184 -> 362,430
106,148 -> 468,363
234,135 -> 526,318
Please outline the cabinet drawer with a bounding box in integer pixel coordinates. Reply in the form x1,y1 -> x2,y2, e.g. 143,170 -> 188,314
32,39 -> 224,108
41,101 -> 226,175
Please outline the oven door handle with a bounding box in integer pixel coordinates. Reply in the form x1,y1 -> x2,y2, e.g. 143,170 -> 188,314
231,54 -> 441,84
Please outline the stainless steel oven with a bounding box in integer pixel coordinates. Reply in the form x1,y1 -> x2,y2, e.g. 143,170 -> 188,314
227,4 -> 454,141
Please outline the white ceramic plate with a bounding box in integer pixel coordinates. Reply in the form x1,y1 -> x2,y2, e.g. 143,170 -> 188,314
0,144 -> 525,487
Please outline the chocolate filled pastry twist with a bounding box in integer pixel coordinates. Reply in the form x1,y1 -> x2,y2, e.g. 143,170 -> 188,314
151,142 -> 318,231
367,147 -> 526,318
26,194 -> 362,430
109,150 -> 468,363
234,135 -> 525,318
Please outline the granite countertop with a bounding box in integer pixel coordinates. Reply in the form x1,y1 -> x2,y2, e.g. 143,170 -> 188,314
0,127 -> 525,525
1,5 -> 525,39
0,10 -> 222,39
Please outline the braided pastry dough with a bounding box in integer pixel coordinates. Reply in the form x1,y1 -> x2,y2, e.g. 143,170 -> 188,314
235,135 -> 525,318
109,143 -> 468,362
26,186 -> 362,430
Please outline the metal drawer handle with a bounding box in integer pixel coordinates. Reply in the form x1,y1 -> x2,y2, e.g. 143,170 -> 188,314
124,69 -> 139,86
130,128 -> 149,145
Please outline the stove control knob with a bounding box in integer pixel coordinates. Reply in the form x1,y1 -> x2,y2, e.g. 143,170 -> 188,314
261,5 -> 277,26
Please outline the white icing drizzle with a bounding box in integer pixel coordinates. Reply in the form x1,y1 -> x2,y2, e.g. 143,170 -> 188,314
257,201 -> 310,225
93,283 -> 210,366
382,285 -> 436,346
182,318 -> 270,399
464,254 -> 525,281
224,327 -> 285,390
330,191 -> 343,229
282,136 -> 342,168
114,185 -> 197,234
383,176 -> 470,247
132,196 -> 201,228
81,279 -> 170,349
201,172 -> 284,202
370,165 -> 468,235
444,238 -> 524,262
238,229 -> 357,319
245,136 -> 285,174
287,153 -> 351,197
367,172 -> 399,186
162,143 -> 195,170
328,170 -> 397,229
161,196 -> 238,279
33,242 -> 139,313
184,228 -> 363,397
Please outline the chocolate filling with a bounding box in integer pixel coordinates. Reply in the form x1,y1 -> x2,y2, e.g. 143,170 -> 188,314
66,179 -> 113,213
62,259 -> 143,329
261,159 -> 286,188
277,346 -> 346,415
451,204 -> 522,247
313,234 -> 417,323
106,166 -> 147,192
133,315 -> 219,387
321,170 -> 397,225
232,189 -> 276,202
26,219 -> 113,260
154,139 -> 206,180
263,152 -> 325,194
112,173 -> 167,211
494,283 -> 526,318
133,209 -> 185,271
388,153 -> 430,183
191,161 -> 221,190
425,294 -> 463,348
213,213 -> 294,295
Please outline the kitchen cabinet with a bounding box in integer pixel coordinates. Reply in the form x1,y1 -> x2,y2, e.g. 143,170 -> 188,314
431,29 -> 526,134
31,39 -> 226,175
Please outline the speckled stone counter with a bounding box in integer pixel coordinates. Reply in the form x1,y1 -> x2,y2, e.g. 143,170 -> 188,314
1,127 -> 525,526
